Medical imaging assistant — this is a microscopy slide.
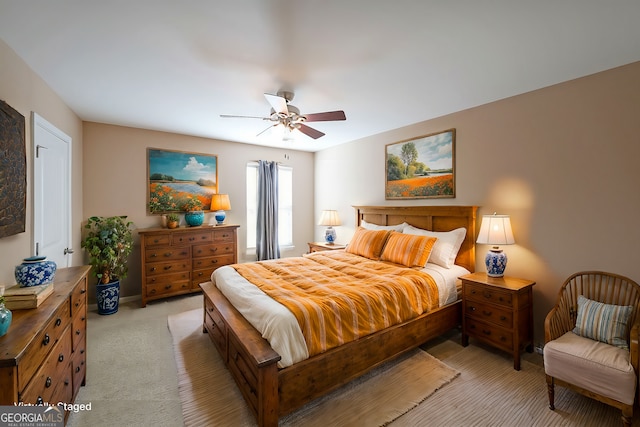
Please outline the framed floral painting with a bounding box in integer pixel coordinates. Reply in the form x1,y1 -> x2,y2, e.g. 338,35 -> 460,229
147,148 -> 218,213
385,129 -> 455,199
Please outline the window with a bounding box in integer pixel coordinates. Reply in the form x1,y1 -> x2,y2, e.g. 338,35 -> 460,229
246,163 -> 293,249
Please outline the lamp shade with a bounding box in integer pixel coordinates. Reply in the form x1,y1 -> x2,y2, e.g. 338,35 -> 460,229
210,194 -> 231,211
476,214 -> 515,246
476,214 -> 515,278
318,210 -> 341,227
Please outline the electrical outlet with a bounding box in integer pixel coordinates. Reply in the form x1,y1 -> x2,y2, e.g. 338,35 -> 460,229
535,343 -> 544,355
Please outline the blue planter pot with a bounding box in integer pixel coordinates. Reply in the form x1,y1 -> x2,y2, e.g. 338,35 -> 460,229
185,210 -> 204,227
96,280 -> 120,315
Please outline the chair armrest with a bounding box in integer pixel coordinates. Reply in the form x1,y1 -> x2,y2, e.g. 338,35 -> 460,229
544,306 -> 572,343
630,316 -> 640,405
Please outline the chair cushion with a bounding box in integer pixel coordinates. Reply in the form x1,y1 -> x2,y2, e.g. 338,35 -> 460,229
544,331 -> 636,405
573,295 -> 633,350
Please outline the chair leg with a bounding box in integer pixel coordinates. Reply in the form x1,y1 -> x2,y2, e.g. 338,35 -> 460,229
546,375 -> 555,410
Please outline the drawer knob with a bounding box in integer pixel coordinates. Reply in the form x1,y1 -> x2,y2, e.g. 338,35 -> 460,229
165,285 -> 172,290
164,265 -> 172,271
43,334 -> 50,346
55,318 -> 62,327
500,316 -> 507,321
76,329 -> 81,336
37,397 -> 44,405
482,329 -> 492,336
76,366 -> 81,373
483,310 -> 492,316
58,353 -> 65,362
45,377 -> 52,388
81,288 -> 87,294
164,252 -> 173,257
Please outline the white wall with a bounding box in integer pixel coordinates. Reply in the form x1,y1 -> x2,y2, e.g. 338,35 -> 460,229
315,61 -> 640,344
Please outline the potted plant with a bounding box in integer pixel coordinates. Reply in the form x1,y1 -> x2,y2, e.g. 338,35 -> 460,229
81,216 -> 134,315
166,213 -> 180,229
182,197 -> 204,227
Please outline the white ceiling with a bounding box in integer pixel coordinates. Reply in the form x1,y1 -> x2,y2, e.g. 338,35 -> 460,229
1,1 -> 639,152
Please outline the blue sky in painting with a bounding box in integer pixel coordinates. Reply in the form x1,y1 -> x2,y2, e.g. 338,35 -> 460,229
387,131 -> 453,170
149,149 -> 217,183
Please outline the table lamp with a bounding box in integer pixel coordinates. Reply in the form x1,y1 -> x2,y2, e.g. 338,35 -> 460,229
210,194 -> 231,226
318,210 -> 341,244
476,213 -> 515,277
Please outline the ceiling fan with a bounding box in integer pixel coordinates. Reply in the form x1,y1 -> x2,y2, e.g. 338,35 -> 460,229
220,90 -> 346,139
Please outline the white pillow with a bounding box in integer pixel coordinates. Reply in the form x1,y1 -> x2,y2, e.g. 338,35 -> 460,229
402,225 -> 466,268
361,220 -> 407,232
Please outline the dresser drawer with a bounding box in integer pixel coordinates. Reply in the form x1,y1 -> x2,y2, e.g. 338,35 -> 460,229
193,254 -> 236,270
70,276 -> 87,316
143,233 -> 171,246
192,268 -> 216,287
193,242 -> 235,258
146,280 -> 191,297
71,342 -> 87,397
146,270 -> 190,286
214,229 -> 235,242
172,231 -> 213,246
464,301 -> 513,329
465,317 -> 513,351
464,282 -> 513,308
21,330 -> 72,404
18,300 -> 71,391
145,247 -> 190,263
145,259 -> 190,276
71,304 -> 87,351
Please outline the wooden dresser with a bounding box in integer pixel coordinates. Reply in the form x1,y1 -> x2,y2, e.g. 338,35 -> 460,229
139,225 -> 239,307
0,265 -> 89,408
460,272 -> 535,370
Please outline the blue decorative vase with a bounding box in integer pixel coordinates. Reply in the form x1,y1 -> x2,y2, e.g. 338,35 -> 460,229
185,210 -> 204,227
14,256 -> 57,287
324,227 -> 337,244
96,280 -> 120,315
0,302 -> 11,337
485,247 -> 508,277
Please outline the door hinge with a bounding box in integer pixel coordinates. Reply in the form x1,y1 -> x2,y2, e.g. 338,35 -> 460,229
35,242 -> 40,256
36,144 -> 48,158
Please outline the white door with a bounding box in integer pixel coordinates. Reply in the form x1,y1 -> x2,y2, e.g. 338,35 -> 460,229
33,113 -> 72,268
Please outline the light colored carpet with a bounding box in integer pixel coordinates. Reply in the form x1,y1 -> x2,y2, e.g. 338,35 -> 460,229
168,308 -> 460,427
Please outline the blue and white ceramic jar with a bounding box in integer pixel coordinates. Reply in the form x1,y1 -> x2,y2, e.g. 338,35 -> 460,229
14,256 -> 57,287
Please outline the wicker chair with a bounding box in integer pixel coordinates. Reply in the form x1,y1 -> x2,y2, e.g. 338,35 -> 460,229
544,271 -> 640,426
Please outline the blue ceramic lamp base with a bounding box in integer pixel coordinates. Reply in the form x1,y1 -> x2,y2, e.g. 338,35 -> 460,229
324,227 -> 337,244
214,210 -> 226,226
485,247 -> 508,277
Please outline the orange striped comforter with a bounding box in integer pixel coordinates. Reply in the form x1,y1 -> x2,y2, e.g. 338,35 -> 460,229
231,250 -> 439,357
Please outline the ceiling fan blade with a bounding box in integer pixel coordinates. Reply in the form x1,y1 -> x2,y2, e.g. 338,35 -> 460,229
303,110 -> 346,122
297,124 -> 325,139
264,93 -> 289,115
220,114 -> 270,120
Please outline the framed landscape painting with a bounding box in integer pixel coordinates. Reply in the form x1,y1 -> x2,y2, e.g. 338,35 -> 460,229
385,129 -> 455,199
147,148 -> 218,213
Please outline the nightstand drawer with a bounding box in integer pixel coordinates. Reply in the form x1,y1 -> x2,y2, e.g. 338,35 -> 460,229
464,282 -> 513,308
465,301 -> 513,329
465,318 -> 513,350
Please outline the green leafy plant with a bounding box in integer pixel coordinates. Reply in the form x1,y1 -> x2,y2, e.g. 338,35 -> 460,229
81,216 -> 134,284
166,213 -> 180,222
181,197 -> 203,212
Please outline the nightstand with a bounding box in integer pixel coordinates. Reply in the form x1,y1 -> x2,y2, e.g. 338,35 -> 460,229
460,272 -> 535,370
308,242 -> 347,253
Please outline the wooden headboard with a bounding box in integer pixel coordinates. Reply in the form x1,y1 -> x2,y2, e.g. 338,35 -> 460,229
354,205 -> 478,273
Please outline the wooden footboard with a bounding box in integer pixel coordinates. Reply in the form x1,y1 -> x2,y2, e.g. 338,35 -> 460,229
201,281 -> 462,427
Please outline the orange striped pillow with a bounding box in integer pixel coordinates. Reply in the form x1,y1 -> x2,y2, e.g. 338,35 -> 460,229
345,227 -> 391,259
380,232 -> 437,267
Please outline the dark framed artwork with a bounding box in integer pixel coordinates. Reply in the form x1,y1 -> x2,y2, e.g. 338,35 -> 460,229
385,128 -> 455,199
0,100 -> 26,237
147,148 -> 218,213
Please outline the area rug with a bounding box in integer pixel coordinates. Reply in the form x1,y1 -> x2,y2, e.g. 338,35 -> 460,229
168,308 -> 460,427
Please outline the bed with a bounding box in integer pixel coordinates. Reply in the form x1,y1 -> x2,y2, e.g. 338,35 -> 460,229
200,205 -> 478,426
